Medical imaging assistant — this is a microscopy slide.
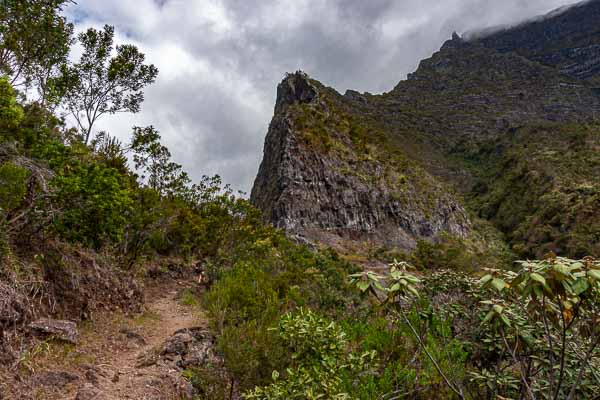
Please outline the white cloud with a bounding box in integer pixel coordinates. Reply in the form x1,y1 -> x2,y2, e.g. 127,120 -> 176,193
65,0 -> 575,192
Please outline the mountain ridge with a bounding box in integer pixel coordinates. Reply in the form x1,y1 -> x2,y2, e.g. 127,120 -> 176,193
251,0 -> 600,259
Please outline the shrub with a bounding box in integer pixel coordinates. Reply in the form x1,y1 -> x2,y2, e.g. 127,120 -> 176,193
243,308 -> 377,400
50,162 -> 133,248
351,261 -> 474,399
0,162 -> 29,213
477,256 -> 600,399
0,76 -> 23,131
200,225 -> 361,394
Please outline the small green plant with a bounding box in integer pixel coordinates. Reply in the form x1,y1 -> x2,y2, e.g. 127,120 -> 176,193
182,364 -> 230,400
179,288 -> 200,308
133,310 -> 161,326
17,340 -> 51,374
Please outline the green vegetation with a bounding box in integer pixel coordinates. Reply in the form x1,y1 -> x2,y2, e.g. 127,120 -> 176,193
202,234 -> 359,392
343,257 -> 600,399
0,77 -> 24,127
1,2 -> 600,400
465,123 -> 600,258
244,308 -> 377,400
476,256 -> 600,399
0,161 -> 29,212
51,162 -> 133,248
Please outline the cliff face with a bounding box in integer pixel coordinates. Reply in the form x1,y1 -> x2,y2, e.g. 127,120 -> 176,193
250,73 -> 470,251
251,0 -> 600,258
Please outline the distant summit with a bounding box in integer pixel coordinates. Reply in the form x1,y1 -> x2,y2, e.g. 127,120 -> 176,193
477,0 -> 600,82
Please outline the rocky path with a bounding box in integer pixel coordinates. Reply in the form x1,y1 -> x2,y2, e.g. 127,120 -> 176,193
74,284 -> 206,400
1,281 -> 211,400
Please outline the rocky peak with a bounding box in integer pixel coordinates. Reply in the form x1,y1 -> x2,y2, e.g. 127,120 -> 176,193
274,71 -> 318,114
440,31 -> 468,51
251,74 -> 471,253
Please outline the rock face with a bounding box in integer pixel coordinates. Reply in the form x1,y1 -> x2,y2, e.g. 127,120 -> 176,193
251,72 -> 471,251
251,1 -> 600,257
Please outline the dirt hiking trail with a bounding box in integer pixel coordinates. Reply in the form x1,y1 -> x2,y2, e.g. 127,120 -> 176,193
1,281 -> 209,400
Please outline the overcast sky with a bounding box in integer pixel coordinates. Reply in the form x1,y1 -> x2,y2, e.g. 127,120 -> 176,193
65,0 -> 577,193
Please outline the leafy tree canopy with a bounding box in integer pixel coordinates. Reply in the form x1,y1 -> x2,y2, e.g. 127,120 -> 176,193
58,25 -> 158,144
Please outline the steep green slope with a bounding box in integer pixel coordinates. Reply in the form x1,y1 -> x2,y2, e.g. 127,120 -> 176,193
465,122 -> 600,258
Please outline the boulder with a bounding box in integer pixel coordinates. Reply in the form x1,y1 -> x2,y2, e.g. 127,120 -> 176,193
29,318 -> 78,343
37,370 -> 79,387
162,331 -> 194,355
75,383 -> 101,400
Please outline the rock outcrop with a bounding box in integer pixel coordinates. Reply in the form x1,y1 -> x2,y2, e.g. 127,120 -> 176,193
251,72 -> 471,251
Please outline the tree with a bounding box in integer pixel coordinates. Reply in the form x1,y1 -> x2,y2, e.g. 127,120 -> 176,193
130,126 -> 190,197
0,0 -> 73,103
60,25 -> 158,144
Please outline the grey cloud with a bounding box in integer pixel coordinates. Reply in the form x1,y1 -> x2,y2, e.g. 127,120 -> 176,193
66,0 -> 576,192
